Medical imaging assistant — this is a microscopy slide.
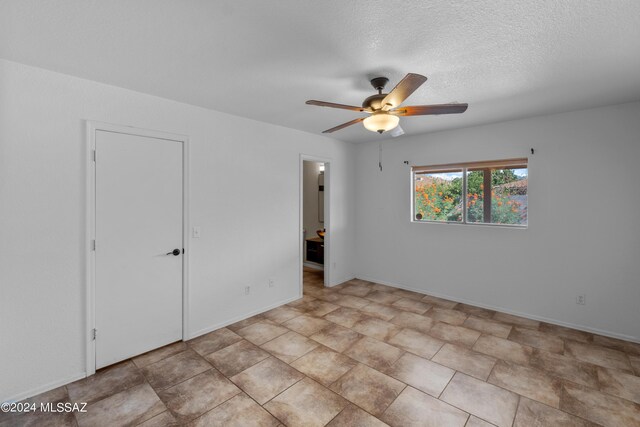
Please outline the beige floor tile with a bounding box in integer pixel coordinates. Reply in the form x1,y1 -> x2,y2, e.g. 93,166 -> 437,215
287,295 -> 318,308
560,381 -> 640,427
344,337 -> 404,371
67,360 -> 145,404
339,284 -> 372,298
538,323 -> 592,343
529,349 -> 599,388
295,300 -> 340,317
381,386 -> 468,427
205,339 -> 270,377
141,349 -> 212,391
596,366 -> 640,404
508,327 -> 565,354
359,302 -> 403,321
352,317 -> 402,341
429,322 -> 481,347
334,294 -> 371,309
492,312 -> 540,329
365,291 -> 403,305
513,397 -> 596,427
323,306 -> 371,328
440,372 -> 519,427
264,377 -> 348,427
463,316 -> 512,339
158,369 -> 240,421
291,346 -> 357,386
565,340 -> 633,372
384,353 -> 455,397
75,383 -> 166,427
465,415 -> 497,427
392,298 -> 431,314
425,307 -> 468,326
389,311 -> 435,334
132,341 -> 188,368
314,292 -> 342,304
326,404 -> 389,427
0,386 -> 74,427
393,289 -> 426,301
472,334 -> 532,365
260,331 -> 319,363
283,315 -> 332,336
625,341 -> 640,356
432,343 -> 497,381
263,306 -> 304,324
24,275 -> 640,427
236,321 -> 289,346
454,303 -> 495,319
631,355 -> 640,376
137,410 -> 179,427
421,295 -> 459,309
226,314 -> 266,332
229,357 -> 303,405
310,323 -> 363,353
190,393 -> 280,427
387,328 -> 444,359
370,283 -> 398,293
188,327 -> 243,356
344,279 -> 373,287
330,364 -> 405,416
592,334 -> 637,354
488,360 -> 562,408
0,410 -> 77,427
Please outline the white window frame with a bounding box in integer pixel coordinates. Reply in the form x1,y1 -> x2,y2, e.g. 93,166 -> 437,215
411,158 -> 528,228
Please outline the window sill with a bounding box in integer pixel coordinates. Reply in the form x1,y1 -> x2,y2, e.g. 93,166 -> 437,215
411,220 -> 527,229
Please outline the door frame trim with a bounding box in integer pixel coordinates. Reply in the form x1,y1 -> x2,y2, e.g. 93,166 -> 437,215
299,154 -> 331,293
85,121 -> 190,376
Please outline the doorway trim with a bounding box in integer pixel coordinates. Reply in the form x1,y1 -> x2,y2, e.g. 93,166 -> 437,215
299,154 -> 331,294
85,121 -> 190,376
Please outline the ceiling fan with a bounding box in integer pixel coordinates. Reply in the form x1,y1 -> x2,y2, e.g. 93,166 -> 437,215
306,73 -> 468,135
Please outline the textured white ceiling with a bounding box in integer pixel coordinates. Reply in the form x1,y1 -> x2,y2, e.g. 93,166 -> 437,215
1,0 -> 639,143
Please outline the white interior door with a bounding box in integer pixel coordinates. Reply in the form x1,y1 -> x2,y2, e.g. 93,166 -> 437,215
95,130 -> 183,369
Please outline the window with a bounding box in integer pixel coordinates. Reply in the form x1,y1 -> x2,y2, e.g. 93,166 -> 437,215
413,158 -> 528,226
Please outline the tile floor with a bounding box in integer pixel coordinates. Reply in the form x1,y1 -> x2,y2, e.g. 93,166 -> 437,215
3,268 -> 640,426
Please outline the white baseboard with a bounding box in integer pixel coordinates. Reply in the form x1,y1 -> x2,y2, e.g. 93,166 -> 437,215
187,294 -> 302,340
356,275 -> 639,344
2,371 -> 86,404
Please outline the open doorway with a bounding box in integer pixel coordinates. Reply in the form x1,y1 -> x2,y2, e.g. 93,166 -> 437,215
300,157 -> 329,293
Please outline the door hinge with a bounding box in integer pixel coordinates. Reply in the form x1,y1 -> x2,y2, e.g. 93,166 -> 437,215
92,240 -> 96,251
92,149 -> 96,162
92,328 -> 97,340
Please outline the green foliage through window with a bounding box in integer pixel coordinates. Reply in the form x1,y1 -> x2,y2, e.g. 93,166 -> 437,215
413,162 -> 527,226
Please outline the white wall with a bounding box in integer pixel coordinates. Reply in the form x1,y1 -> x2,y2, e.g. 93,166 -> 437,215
355,102 -> 640,342
0,59 -> 356,401
303,160 -> 325,262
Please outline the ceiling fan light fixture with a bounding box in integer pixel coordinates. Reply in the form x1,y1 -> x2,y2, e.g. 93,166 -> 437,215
363,112 -> 399,134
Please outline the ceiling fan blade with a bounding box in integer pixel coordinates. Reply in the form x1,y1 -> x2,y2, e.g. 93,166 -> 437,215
380,73 -> 427,111
306,100 -> 367,112
391,103 -> 468,116
322,117 -> 365,133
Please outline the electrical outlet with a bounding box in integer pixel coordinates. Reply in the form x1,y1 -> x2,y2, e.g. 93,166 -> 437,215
245,286 -> 250,295
576,294 -> 586,305
268,278 -> 275,288
192,226 -> 201,238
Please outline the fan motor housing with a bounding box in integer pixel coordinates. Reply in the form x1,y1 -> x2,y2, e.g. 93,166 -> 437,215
362,94 -> 386,110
